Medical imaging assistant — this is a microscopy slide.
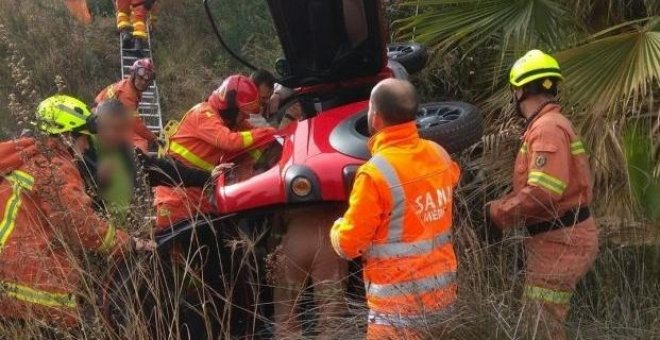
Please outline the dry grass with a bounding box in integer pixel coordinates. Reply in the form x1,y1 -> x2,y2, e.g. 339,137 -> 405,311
0,0 -> 659,339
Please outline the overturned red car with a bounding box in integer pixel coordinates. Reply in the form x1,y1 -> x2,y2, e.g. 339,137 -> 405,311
105,0 -> 482,338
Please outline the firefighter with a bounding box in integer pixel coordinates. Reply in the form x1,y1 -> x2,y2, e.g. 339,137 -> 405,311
78,99 -> 213,227
153,75 -> 276,230
115,0 -> 158,50
95,58 -> 158,152
331,79 -> 461,339
0,95 -> 153,330
485,50 -> 599,339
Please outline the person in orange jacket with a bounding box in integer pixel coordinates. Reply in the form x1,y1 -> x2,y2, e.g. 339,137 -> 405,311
485,50 -> 599,340
64,0 -> 92,24
154,75 -> 276,230
95,58 -> 158,152
116,0 -> 158,50
331,79 -> 461,339
0,95 -> 153,330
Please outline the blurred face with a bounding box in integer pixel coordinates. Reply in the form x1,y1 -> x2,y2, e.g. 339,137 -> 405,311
133,68 -> 155,92
97,113 -> 132,150
257,83 -> 274,110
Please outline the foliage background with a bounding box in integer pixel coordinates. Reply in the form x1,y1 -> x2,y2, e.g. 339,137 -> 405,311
0,0 -> 658,338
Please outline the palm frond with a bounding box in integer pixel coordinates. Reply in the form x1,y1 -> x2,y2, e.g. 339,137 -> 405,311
557,17 -> 660,115
395,0 -> 577,53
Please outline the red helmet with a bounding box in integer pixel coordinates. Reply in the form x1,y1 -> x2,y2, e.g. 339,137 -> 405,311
208,75 -> 260,114
130,58 -> 155,78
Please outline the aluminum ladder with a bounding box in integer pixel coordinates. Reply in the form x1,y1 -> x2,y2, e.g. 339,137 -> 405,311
119,33 -> 163,135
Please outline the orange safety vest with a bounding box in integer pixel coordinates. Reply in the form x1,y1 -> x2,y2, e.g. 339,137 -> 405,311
331,122 -> 460,328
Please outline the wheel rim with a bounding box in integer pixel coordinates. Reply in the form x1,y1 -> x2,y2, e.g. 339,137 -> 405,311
415,106 -> 462,129
387,45 -> 414,58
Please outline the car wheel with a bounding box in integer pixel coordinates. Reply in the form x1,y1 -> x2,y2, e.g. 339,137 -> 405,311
387,42 -> 428,75
417,102 -> 483,154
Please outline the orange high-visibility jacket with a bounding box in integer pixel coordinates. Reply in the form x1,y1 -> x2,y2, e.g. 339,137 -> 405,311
490,103 -> 595,228
95,78 -> 157,152
0,138 -> 129,327
64,0 -> 92,24
331,122 -> 460,327
153,102 -> 274,229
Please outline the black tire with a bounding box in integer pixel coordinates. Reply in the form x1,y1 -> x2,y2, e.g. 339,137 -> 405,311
387,42 -> 428,75
416,102 -> 483,154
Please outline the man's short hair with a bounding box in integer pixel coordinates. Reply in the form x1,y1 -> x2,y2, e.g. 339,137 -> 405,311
371,79 -> 418,125
95,99 -> 130,120
250,69 -> 276,88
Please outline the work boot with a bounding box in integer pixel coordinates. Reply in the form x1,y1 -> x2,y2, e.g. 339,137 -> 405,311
120,28 -> 133,49
133,37 -> 147,57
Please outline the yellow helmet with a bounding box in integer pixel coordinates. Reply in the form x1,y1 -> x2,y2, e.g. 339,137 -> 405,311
509,50 -> 564,87
35,95 -> 92,135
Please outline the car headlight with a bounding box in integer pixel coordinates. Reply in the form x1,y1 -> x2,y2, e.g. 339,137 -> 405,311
291,176 -> 312,197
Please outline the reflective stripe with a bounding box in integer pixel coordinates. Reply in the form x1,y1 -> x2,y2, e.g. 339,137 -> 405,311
366,272 -> 456,298
366,230 -> 452,259
105,84 -> 116,99
0,171 -> 34,253
571,140 -> 586,155
370,155 -> 405,243
520,142 -> 528,154
2,281 -> 76,309
524,285 -> 572,305
368,303 -> 455,327
169,141 -> 214,172
527,170 -> 567,195
240,131 -> 254,147
98,224 -> 117,253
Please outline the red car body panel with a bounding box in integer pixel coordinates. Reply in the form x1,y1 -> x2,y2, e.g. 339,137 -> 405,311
215,101 -> 369,214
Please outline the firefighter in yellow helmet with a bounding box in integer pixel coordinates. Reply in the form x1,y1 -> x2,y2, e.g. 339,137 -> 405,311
0,95 -> 152,330
486,50 -> 599,339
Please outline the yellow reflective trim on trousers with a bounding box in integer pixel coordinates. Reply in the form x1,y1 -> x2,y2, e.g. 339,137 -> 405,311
2,281 -> 77,309
116,12 -> 130,28
571,140 -> 586,155
0,171 -> 34,253
169,141 -> 214,172
520,143 -> 528,154
240,131 -> 254,147
524,285 -> 572,305
528,170 -> 567,195
98,224 -> 117,254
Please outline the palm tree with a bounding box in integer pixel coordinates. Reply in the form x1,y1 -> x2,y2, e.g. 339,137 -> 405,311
396,0 -> 660,230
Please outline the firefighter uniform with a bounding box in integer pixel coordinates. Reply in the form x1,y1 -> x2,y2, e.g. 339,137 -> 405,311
0,137 -> 129,327
115,0 -> 158,40
331,121 -> 460,339
489,103 -> 599,338
95,78 -> 157,152
153,102 -> 274,230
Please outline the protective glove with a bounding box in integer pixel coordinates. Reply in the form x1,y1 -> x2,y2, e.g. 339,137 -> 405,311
483,202 -> 503,244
